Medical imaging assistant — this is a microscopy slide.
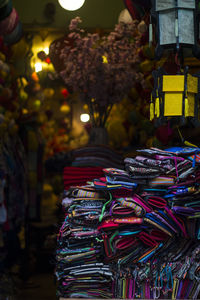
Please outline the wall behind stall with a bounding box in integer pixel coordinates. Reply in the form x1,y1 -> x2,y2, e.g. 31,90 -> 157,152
12,0 -> 125,29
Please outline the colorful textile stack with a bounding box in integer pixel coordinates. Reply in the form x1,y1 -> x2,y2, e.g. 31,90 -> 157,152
56,187 -> 113,298
63,167 -> 104,191
71,145 -> 124,169
56,147 -> 200,299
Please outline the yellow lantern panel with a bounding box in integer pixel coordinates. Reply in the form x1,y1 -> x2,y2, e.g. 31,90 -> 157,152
187,74 -> 198,93
185,93 -> 195,117
164,93 -> 183,116
162,75 -> 185,92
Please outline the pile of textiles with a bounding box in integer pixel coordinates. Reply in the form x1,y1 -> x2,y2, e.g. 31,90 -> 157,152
56,186 -> 113,298
56,147 -> 200,299
71,145 -> 124,169
63,167 -> 104,191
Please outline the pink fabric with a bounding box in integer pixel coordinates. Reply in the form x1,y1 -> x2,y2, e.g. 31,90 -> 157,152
115,237 -> 136,249
132,194 -> 152,212
147,196 -> 167,208
139,231 -> 157,247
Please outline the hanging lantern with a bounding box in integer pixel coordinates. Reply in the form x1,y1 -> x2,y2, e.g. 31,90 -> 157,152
60,102 -> 70,114
150,0 -> 200,59
0,0 -> 12,22
150,67 -> 200,126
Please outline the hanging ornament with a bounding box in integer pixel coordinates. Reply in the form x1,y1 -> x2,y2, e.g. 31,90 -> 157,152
61,88 -> 69,98
45,57 -> 51,64
44,88 -> 54,99
60,102 -> 70,114
83,103 -> 89,112
0,8 -> 19,36
37,50 -> 47,61
31,72 -> 39,82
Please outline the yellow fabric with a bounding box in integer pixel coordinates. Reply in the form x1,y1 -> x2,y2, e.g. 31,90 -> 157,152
163,75 -> 184,92
164,92 -> 183,116
155,97 -> 160,117
150,102 -> 154,121
187,74 -> 198,93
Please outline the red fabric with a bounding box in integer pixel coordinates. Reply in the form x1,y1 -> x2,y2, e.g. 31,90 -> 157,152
63,166 -> 104,190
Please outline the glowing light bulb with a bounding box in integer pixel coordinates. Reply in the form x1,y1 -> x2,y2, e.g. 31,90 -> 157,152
44,47 -> 49,55
58,0 -> 85,11
80,113 -> 90,123
35,62 -> 42,73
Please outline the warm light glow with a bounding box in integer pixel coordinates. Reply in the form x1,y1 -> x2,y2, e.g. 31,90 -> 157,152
44,47 -> 49,55
22,109 -> 28,114
58,0 -> 85,11
102,56 -> 108,64
60,103 -> 70,114
80,113 -> 90,123
35,62 -> 42,73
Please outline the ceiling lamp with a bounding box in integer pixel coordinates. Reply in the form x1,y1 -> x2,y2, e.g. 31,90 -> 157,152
58,0 -> 85,11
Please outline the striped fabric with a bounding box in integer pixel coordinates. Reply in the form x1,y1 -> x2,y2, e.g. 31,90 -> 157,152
149,176 -> 175,186
75,190 -> 97,198
117,198 -> 143,216
114,217 -> 143,224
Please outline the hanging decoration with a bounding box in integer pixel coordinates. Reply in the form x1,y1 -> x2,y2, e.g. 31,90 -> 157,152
0,0 -> 22,45
150,0 -> 200,59
150,67 -> 200,126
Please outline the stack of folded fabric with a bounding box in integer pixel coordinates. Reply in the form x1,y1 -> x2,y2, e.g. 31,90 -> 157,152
56,186 -> 113,298
71,145 -> 124,169
63,167 -> 104,190
56,147 -> 200,299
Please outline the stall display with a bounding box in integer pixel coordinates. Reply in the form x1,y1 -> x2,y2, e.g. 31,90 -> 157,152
71,145 -> 124,169
56,147 -> 200,299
